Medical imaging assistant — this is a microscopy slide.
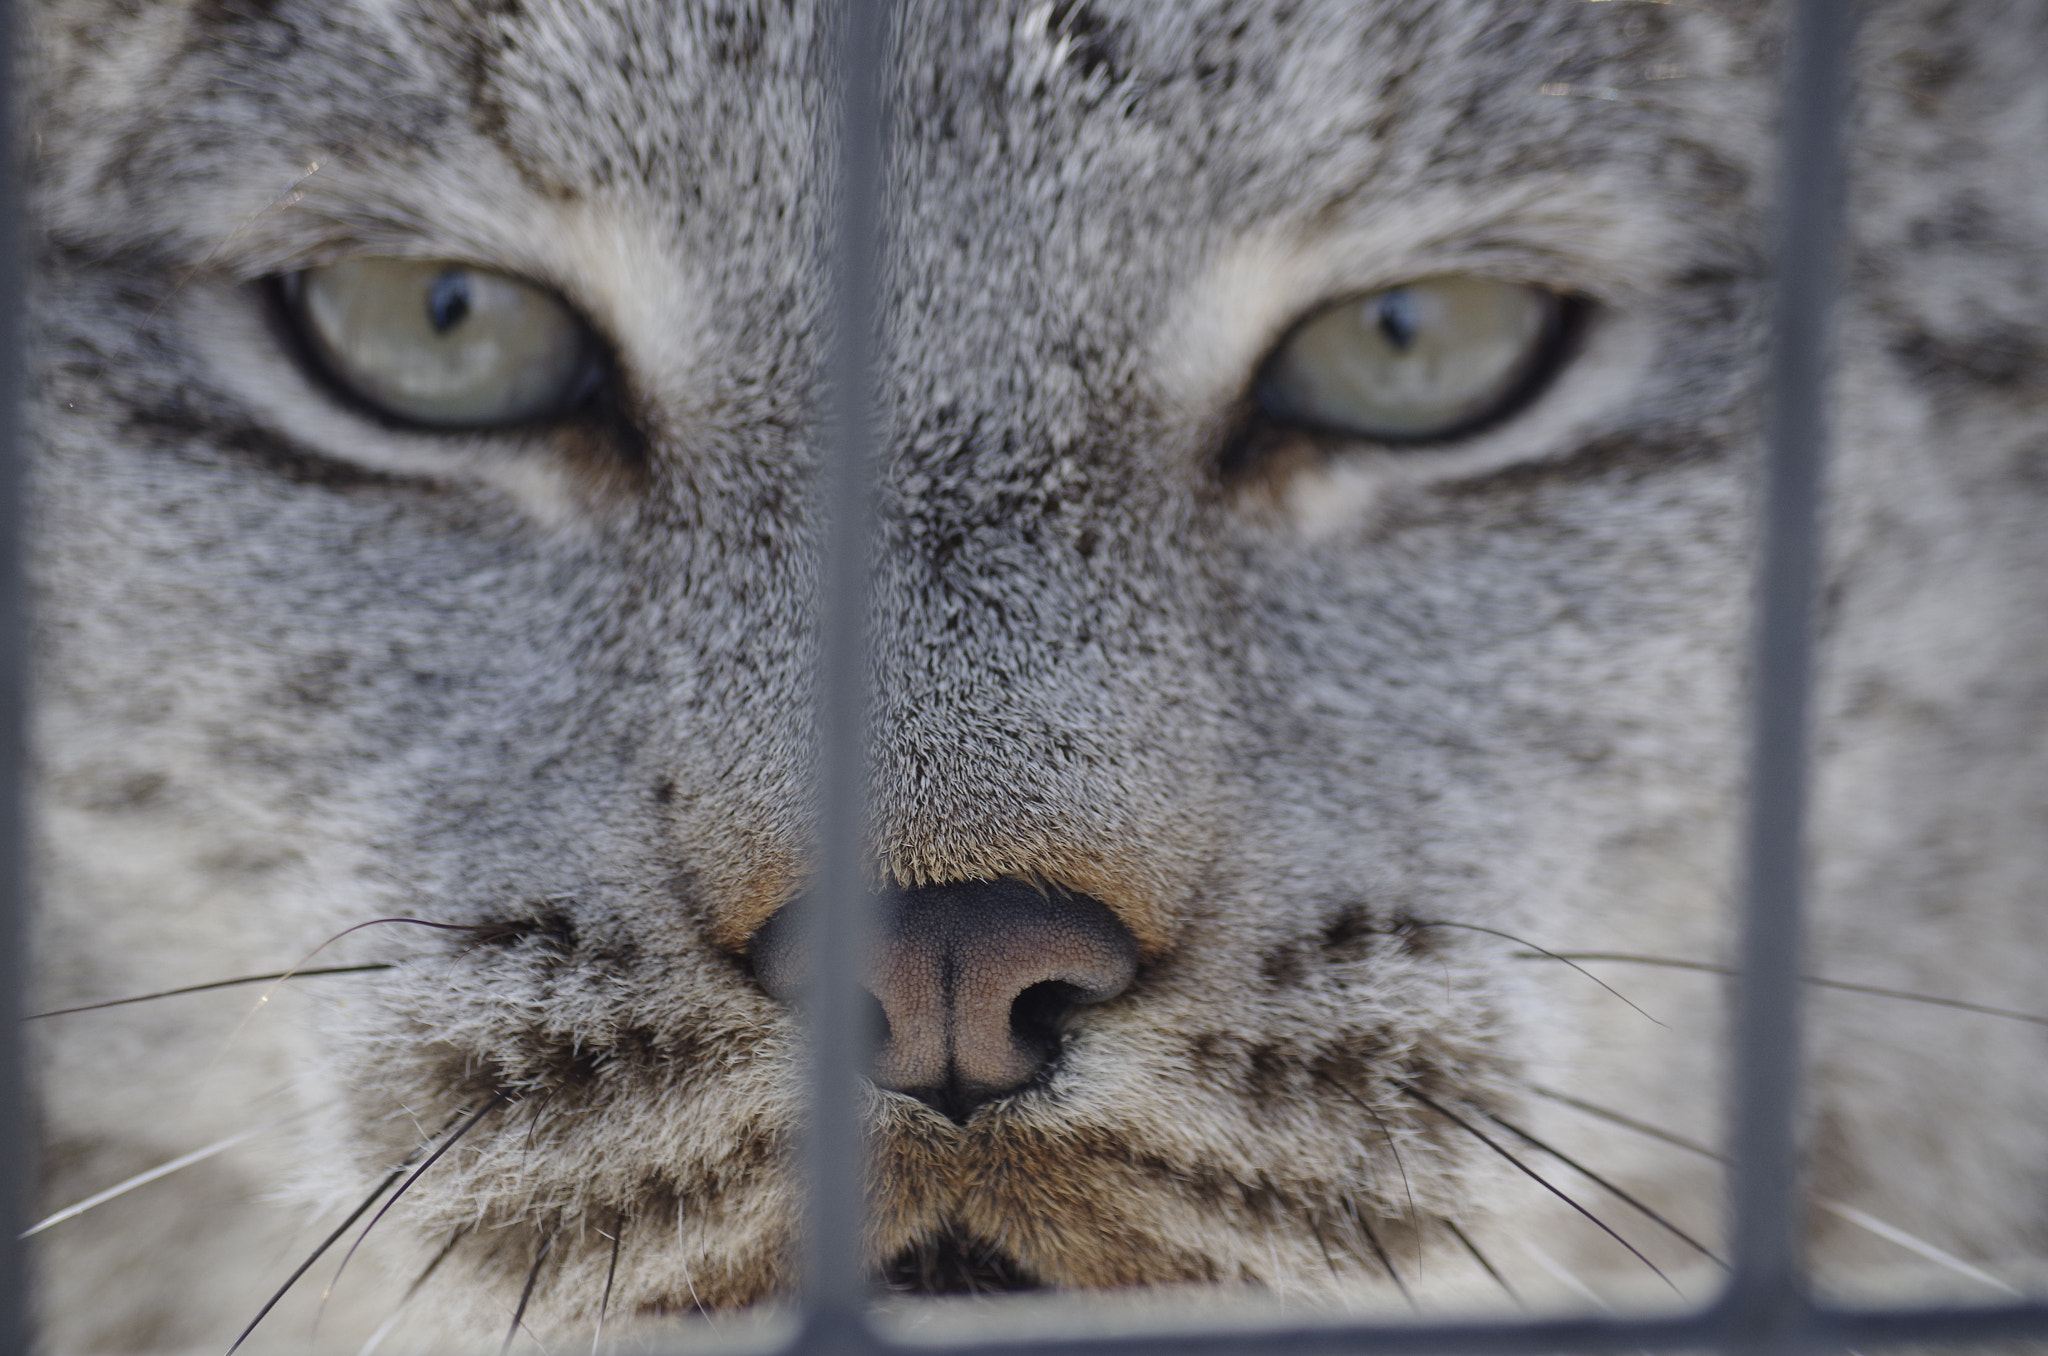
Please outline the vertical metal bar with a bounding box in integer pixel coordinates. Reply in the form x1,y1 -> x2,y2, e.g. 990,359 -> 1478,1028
0,0 -> 33,1348
801,1 -> 886,1352
1723,0 -> 1855,1347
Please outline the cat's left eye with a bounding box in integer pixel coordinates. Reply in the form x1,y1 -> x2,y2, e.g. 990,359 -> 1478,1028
1257,277 -> 1573,443
280,259 -> 605,429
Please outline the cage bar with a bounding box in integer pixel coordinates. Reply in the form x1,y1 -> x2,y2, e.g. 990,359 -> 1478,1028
796,2 -> 890,1354
0,0 -> 33,1349
1713,0 -> 1853,1345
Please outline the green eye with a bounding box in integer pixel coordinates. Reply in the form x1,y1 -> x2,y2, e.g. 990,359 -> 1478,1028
1257,277 -> 1571,443
285,259 -> 603,429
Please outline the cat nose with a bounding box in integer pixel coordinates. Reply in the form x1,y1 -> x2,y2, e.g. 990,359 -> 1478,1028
748,880 -> 1138,1123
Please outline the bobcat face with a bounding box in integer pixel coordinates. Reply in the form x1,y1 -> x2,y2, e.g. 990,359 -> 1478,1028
31,0 -> 2048,1349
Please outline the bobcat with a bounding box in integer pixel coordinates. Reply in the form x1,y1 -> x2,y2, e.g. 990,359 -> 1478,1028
26,0 -> 2048,1350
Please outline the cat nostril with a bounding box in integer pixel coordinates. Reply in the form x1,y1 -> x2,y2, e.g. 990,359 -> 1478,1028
747,881 -> 1138,1124
862,988 -> 892,1053
1008,980 -> 1083,1064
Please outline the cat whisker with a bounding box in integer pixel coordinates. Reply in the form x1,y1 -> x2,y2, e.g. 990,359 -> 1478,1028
26,964 -> 394,1019
1388,1079 -> 1681,1296
592,1224 -> 623,1356
1308,1216 -> 1344,1283
307,1095 -> 511,1346
1441,1217 -> 1521,1306
224,1110 -> 472,1354
523,1087 -> 561,1160
1522,1083 -> 1718,1160
1308,1218 -> 1368,1317
501,1229 -> 558,1356
1481,1110 -> 1724,1267
1340,1197 -> 1413,1307
21,1116 -> 297,1237
1402,921 -> 1664,1027
357,1227 -> 469,1356
674,1200 -> 705,1315
1811,1199 -> 2021,1298
1313,1071 -> 1424,1267
204,918 -> 480,1069
1511,951 -> 2048,1029
1516,1237 -> 1613,1311
227,1160 -> 421,1355
1526,1084 -> 2025,1296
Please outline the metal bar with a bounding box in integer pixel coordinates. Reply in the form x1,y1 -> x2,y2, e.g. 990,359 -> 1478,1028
797,1 -> 888,1353
0,0 -> 32,1348
872,1313 -> 1724,1356
854,1301 -> 2048,1356
1715,0 -> 1856,1347
1820,1300 -> 2048,1347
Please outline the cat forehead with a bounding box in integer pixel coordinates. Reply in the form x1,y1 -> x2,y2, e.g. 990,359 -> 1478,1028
64,0 -> 1730,248
467,0 -> 1710,205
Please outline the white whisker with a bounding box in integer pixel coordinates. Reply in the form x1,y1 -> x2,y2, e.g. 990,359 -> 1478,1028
1814,1197 -> 2022,1297
1528,1085 -> 2019,1296
675,1201 -> 704,1317
591,1228 -> 622,1355
359,1227 -> 466,1356
355,1305 -> 407,1356
1516,1238 -> 1611,1312
22,1118 -> 287,1237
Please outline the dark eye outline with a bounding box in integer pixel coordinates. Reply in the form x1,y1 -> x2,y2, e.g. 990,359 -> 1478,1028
1247,285 -> 1591,449
266,266 -> 618,436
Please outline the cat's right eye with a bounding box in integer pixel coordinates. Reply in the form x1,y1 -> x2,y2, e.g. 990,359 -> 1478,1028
280,259 -> 606,429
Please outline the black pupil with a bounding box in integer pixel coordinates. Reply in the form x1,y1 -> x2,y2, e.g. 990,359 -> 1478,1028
426,270 -> 472,334
1375,288 -> 1420,351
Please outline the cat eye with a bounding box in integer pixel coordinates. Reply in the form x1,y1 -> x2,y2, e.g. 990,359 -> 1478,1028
281,259 -> 604,429
1257,277 -> 1571,443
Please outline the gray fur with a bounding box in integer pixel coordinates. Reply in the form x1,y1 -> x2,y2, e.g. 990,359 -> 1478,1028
26,0 -> 2048,1349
